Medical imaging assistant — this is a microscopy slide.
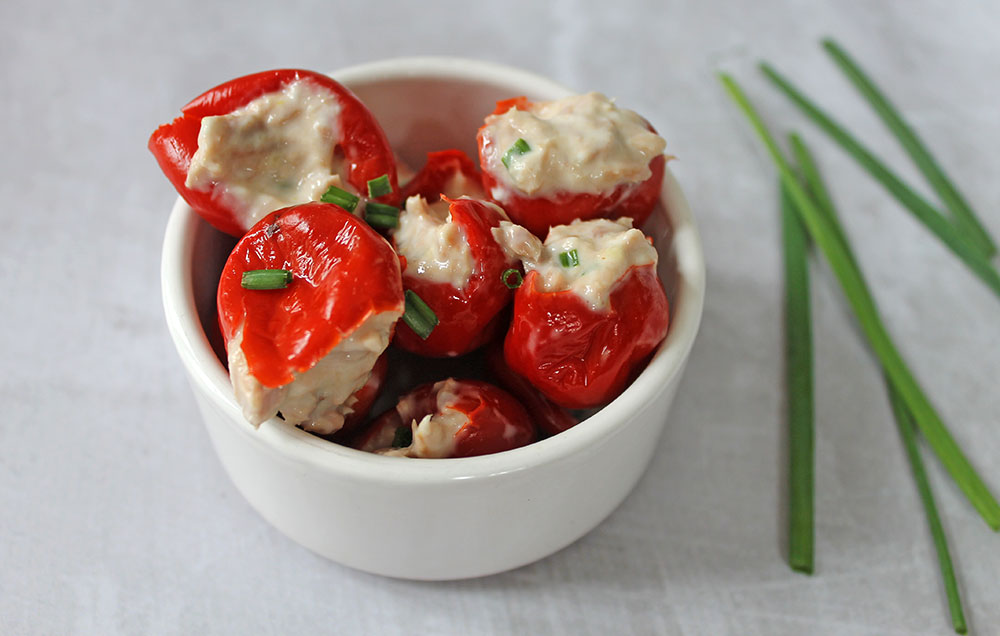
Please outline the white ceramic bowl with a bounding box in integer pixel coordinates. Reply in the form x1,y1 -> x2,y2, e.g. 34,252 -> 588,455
160,57 -> 705,580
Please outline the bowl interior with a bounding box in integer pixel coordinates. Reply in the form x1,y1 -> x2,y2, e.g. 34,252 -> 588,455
162,57 -> 706,483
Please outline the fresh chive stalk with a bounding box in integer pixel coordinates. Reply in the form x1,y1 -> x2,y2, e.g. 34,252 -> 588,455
788,134 -> 856,267
719,72 -> 1000,530
367,174 -> 392,199
821,38 -> 996,258
759,62 -> 1000,301
502,138 -> 531,169
241,269 -> 292,290
364,202 -> 400,230
559,249 -> 580,268
403,289 -> 438,340
320,185 -> 360,212
886,381 -> 968,634
501,268 -> 524,289
796,129 -> 966,629
781,178 -> 814,575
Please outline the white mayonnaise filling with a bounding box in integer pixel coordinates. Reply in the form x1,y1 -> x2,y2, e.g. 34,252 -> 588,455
186,79 -> 347,230
378,379 -> 471,458
492,217 -> 657,311
227,309 -> 400,435
480,92 -> 666,198
393,196 -> 476,290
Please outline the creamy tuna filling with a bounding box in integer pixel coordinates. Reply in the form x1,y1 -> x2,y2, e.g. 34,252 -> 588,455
378,379 -> 471,458
492,217 -> 657,311
227,310 -> 400,434
393,196 -> 476,290
480,92 -> 666,198
186,79 -> 348,230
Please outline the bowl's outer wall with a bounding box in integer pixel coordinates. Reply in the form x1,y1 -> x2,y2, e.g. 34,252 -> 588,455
162,58 -> 705,580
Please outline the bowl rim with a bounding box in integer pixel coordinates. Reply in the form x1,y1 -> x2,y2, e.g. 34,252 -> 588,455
160,56 -> 706,485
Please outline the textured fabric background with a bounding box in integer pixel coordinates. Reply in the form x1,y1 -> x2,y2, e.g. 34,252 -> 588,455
2,1 -> 998,634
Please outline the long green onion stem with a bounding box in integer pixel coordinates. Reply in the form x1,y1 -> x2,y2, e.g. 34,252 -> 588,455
821,38 -> 996,257
781,177 -> 814,574
759,62 -> 1000,301
887,382 -> 968,634
781,178 -> 815,574
719,72 -> 1000,529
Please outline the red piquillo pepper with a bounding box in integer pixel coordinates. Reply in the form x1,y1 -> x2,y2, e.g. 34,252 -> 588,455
353,379 -> 536,458
149,69 -> 398,236
477,96 -> 665,237
504,263 -> 669,410
400,149 -> 485,202
217,202 -> 404,431
391,196 -> 515,357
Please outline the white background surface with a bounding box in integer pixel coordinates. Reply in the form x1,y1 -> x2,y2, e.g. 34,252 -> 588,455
2,1 -> 999,634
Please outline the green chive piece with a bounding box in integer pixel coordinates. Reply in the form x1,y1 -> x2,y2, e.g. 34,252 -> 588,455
887,381 -> 968,634
402,289 -> 438,340
821,38 -> 996,257
501,268 -> 523,289
367,174 -> 392,199
759,62 -> 1000,301
391,425 -> 413,449
719,72 -> 1000,530
788,134 -> 857,268
364,202 -> 400,229
559,249 -> 580,268
501,138 -> 531,170
320,185 -> 360,212
241,269 -> 292,290
781,178 -> 814,575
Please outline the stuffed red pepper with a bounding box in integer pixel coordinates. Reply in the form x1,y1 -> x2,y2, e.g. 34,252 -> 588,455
390,195 -> 516,357
149,69 -> 398,236
354,379 -> 536,458
399,148 -> 486,202
217,202 -> 404,434
477,93 -> 666,237
498,217 -> 669,409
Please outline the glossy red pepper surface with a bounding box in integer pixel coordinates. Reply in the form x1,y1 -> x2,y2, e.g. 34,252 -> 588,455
392,197 -> 514,357
504,264 -> 669,409
217,202 -> 404,388
354,379 -> 536,458
400,149 -> 484,201
149,69 -> 398,236
477,97 -> 665,237
485,344 -> 578,437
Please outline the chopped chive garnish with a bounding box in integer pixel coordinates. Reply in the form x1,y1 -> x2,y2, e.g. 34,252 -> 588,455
821,38 -> 996,258
402,289 -> 438,340
367,174 -> 392,199
241,269 -> 292,290
887,381 -> 968,634
720,72 -> 1000,530
320,185 -> 360,212
781,178 -> 814,575
501,138 -> 531,169
559,249 -> 580,268
363,202 -> 400,229
501,268 -> 523,289
758,62 -> 1000,301
391,425 -> 413,449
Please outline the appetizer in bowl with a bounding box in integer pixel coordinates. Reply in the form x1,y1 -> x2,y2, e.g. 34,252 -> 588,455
158,58 -> 704,579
